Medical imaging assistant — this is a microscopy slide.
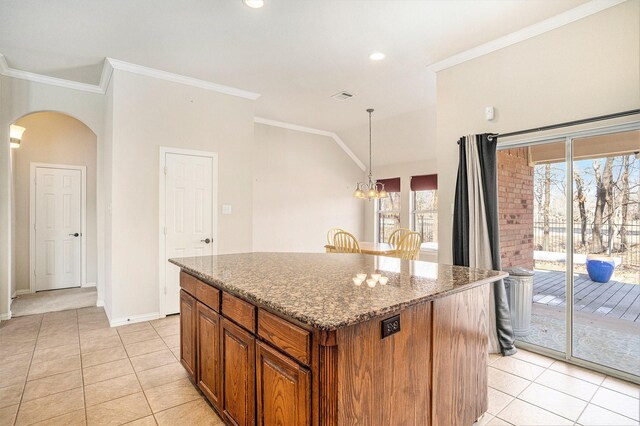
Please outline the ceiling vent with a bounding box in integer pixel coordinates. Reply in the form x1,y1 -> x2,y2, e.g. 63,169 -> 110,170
331,91 -> 355,101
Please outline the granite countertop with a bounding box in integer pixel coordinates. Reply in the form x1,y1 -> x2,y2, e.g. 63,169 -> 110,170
169,253 -> 507,331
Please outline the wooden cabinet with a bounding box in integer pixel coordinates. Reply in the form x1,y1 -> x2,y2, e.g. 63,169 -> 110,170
179,290 -> 197,379
256,341 -> 311,426
221,318 -> 256,426
182,273 -> 311,426
197,301 -> 222,412
179,269 -> 489,426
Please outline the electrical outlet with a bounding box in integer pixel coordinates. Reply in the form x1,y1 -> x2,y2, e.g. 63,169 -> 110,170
381,314 -> 401,338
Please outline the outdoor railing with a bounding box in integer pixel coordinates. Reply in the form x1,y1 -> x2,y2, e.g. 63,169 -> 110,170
533,221 -> 640,267
378,214 -> 437,245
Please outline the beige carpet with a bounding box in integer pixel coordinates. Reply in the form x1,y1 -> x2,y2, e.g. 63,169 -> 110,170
11,287 -> 97,317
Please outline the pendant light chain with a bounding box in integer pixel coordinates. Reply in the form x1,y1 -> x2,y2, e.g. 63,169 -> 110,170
352,108 -> 388,200
368,108 -> 372,182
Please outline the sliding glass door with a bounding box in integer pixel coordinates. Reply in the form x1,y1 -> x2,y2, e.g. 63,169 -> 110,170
570,130 -> 640,377
498,123 -> 640,381
498,141 -> 568,355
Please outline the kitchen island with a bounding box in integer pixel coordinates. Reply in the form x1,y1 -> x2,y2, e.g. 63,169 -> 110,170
169,253 -> 507,426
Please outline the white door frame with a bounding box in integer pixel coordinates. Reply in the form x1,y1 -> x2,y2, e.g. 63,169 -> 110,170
159,147 -> 218,317
30,162 -> 87,293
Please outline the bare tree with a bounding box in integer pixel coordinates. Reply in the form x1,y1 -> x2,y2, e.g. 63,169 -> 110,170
619,155 -> 630,251
592,158 -> 614,253
543,164 -> 551,251
574,171 -> 587,246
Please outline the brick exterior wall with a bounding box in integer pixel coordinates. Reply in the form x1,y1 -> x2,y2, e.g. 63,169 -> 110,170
497,148 -> 534,269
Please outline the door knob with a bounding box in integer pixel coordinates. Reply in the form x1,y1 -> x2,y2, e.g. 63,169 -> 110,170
69,233 -> 80,237
200,238 -> 211,244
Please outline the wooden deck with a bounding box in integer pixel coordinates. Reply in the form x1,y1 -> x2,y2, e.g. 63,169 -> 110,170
533,270 -> 640,323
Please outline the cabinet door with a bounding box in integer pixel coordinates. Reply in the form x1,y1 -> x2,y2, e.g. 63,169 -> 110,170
256,342 -> 311,426
180,290 -> 197,379
197,301 -> 222,411
222,318 -> 256,426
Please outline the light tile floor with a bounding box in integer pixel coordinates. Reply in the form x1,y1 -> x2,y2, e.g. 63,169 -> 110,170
482,350 -> 640,426
0,307 -> 223,426
0,307 -> 638,425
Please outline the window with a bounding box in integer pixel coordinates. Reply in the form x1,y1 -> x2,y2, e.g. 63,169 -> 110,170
376,178 -> 400,243
411,175 -> 438,250
377,193 -> 401,243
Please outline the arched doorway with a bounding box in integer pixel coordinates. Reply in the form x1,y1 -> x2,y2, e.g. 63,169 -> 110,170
9,111 -> 98,316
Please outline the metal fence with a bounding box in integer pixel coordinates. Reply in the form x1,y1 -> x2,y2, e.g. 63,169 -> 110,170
533,221 -> 640,267
378,213 -> 400,243
415,214 -> 437,243
377,213 -> 437,244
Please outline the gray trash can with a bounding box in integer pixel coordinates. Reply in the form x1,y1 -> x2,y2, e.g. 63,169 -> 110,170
504,267 -> 535,337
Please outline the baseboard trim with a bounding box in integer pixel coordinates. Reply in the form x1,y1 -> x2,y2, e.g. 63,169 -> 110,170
109,312 -> 162,328
96,299 -> 104,307
83,282 -> 97,288
11,289 -> 31,298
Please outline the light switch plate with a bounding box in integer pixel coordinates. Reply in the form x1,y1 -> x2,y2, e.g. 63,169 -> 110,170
222,204 -> 232,215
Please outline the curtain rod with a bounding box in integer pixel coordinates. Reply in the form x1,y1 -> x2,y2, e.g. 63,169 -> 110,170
485,109 -> 640,141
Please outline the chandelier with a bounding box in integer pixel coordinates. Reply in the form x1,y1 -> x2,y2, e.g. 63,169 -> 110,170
353,109 -> 388,200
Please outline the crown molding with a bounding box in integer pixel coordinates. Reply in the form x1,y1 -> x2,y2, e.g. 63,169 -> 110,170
254,117 -> 366,171
106,58 -> 260,100
0,54 -> 261,100
99,58 -> 114,93
254,117 -> 335,138
0,53 -> 104,93
427,0 -> 627,73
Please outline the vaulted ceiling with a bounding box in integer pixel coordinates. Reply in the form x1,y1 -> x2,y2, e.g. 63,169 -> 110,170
0,0 -> 589,163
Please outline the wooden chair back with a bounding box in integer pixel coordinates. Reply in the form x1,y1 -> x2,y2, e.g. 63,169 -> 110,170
395,232 -> 422,260
327,227 -> 344,245
333,231 -> 361,254
388,228 -> 411,246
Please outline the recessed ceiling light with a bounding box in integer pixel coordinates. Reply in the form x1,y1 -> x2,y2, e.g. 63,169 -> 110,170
243,0 -> 264,8
369,52 -> 385,61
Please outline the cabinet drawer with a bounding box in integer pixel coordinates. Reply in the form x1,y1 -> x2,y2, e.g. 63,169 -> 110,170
180,271 -> 197,296
258,309 -> 311,366
222,292 -> 256,333
196,280 -> 220,312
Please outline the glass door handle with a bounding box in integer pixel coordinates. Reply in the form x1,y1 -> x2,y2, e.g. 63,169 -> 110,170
200,238 -> 211,244
69,233 -> 80,237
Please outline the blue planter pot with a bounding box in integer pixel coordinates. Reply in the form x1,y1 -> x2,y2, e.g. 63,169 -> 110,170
586,255 -> 615,283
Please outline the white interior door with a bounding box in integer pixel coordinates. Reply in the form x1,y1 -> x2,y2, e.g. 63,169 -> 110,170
165,153 -> 215,314
35,167 -> 82,291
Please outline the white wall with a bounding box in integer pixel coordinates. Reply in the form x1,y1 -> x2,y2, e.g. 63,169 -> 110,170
338,106 -> 437,169
0,69 -> 367,324
0,76 -> 104,319
436,1 -> 640,264
107,69 -> 255,322
101,78 -> 113,313
253,124 -> 364,252
12,112 -> 98,292
9,147 -> 16,299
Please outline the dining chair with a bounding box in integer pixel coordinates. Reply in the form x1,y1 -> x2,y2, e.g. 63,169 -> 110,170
327,227 -> 344,245
388,228 -> 411,246
394,232 -> 422,260
333,231 -> 361,254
